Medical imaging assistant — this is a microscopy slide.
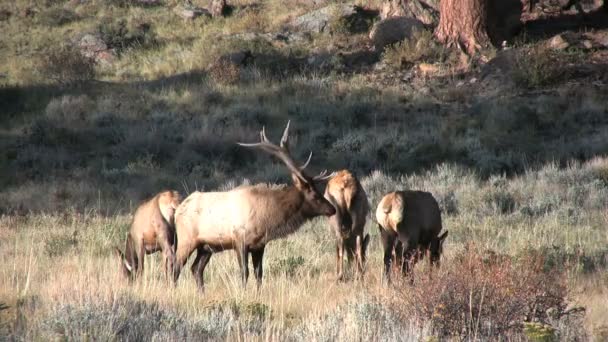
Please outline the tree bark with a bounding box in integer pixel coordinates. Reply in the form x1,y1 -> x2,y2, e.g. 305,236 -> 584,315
434,0 -> 491,54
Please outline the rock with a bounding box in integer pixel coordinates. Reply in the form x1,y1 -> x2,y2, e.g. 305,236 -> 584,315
173,4 -> 211,20
582,39 -> 594,49
548,34 -> 570,50
584,31 -> 608,48
380,0 -> 438,25
369,16 -> 424,51
0,9 -> 11,21
77,33 -> 115,64
210,0 -> 227,17
289,4 -> 357,33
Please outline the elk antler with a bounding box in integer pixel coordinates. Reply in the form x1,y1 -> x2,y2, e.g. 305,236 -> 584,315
312,170 -> 335,182
238,121 -> 312,183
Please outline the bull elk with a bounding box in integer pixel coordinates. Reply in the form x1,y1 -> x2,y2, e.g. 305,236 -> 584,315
172,121 -> 336,290
324,170 -> 370,281
115,190 -> 182,281
376,190 -> 448,283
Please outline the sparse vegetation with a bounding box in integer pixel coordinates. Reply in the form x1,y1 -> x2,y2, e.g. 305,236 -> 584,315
36,44 -> 96,85
513,46 -> 561,88
382,29 -> 443,69
1,0 -> 608,339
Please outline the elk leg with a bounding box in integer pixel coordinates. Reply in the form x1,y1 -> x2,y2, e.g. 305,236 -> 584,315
380,227 -> 396,284
173,240 -> 196,285
191,248 -> 212,292
401,246 -> 419,284
235,243 -> 249,287
159,234 -> 175,283
136,237 -> 145,279
251,246 -> 265,289
336,239 -> 345,282
355,235 -> 363,280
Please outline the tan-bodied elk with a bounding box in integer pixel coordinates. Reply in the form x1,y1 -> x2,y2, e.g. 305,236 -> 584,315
324,170 -> 370,281
376,190 -> 448,283
172,121 -> 336,291
115,190 -> 182,281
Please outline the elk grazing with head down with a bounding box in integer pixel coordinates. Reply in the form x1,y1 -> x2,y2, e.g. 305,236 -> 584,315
115,190 -> 182,281
324,170 -> 370,281
172,121 -> 336,291
376,190 -> 448,283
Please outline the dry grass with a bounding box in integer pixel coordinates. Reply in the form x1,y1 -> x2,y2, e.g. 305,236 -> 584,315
1,0 -> 608,340
1,160 -> 607,340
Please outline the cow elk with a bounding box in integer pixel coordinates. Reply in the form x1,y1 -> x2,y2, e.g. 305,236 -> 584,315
325,170 -> 370,281
375,190 -> 448,283
115,190 -> 182,281
172,121 -> 336,291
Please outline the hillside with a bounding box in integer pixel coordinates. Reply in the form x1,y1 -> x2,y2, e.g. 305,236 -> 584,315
1,0 -> 607,340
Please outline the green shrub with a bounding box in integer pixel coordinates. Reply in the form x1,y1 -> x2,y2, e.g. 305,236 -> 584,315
382,29 -> 443,70
98,19 -> 156,54
513,47 -> 560,88
524,322 -> 557,342
45,232 -> 77,257
37,44 -> 95,85
269,255 -> 306,277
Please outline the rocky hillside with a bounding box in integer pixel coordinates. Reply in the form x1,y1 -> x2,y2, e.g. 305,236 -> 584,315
1,0 -> 608,212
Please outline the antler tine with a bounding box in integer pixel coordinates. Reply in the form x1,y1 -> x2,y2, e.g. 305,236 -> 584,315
300,151 -> 312,170
313,170 -> 336,181
237,121 -> 314,183
279,120 -> 290,149
261,126 -> 270,143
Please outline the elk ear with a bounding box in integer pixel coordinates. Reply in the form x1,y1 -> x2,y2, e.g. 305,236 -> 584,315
438,230 -> 448,245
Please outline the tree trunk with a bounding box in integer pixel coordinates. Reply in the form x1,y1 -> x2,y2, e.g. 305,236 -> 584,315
434,0 -> 491,54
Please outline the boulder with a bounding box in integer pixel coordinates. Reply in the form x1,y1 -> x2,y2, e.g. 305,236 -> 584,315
289,4 -> 357,33
77,33 -> 115,64
380,0 -> 438,25
547,34 -> 570,50
210,0 -> 227,17
173,4 -> 211,20
369,16 -> 425,51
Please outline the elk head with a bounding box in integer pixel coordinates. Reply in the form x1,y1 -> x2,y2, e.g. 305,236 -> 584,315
238,121 -> 336,217
430,230 -> 449,267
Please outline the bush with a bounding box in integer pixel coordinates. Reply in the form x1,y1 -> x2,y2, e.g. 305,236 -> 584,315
209,60 -> 241,85
513,47 -> 560,88
45,95 -> 95,124
98,19 -> 156,54
386,245 -> 570,339
382,29 -> 443,70
269,255 -> 306,277
37,45 -> 95,85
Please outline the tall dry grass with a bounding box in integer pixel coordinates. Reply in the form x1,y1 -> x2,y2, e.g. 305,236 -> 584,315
1,160 -> 607,340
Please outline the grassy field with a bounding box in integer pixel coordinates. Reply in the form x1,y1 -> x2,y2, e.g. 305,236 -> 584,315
2,162 -> 608,340
1,0 -> 608,340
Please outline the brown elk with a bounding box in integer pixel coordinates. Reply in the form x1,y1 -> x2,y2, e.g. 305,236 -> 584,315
376,190 -> 448,282
115,190 -> 182,281
324,170 -> 370,281
172,121 -> 336,291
